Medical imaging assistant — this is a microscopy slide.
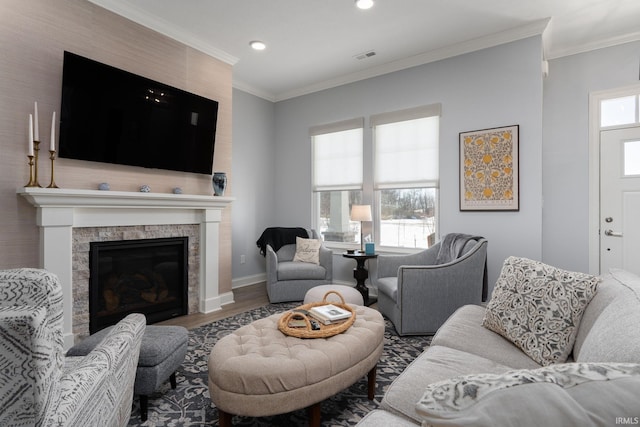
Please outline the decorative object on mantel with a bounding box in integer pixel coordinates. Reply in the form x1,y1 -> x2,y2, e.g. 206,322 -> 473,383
212,172 -> 227,196
98,183 -> 110,191
140,185 -> 151,193
25,103 -> 42,187
25,102 -> 58,188
46,111 -> 59,188
172,187 -> 183,194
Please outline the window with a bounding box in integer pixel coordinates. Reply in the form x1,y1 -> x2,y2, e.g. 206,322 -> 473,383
601,95 -> 639,127
311,118 -> 364,243
311,105 -> 440,250
624,140 -> 640,176
372,104 -> 440,249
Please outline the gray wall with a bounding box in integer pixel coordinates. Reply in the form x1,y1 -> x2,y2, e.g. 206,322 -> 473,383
231,34 -> 640,295
271,36 -> 544,293
231,89 -> 276,283
542,40 -> 640,273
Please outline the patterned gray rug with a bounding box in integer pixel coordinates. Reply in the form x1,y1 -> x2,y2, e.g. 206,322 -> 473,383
127,302 -> 432,426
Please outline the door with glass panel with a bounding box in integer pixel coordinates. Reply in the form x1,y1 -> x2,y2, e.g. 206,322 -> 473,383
600,126 -> 640,275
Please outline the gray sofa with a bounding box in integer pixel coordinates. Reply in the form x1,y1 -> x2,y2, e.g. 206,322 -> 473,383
358,263 -> 640,426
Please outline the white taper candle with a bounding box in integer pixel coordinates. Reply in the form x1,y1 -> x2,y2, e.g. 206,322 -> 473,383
34,101 -> 39,141
28,114 -> 34,156
50,111 -> 56,151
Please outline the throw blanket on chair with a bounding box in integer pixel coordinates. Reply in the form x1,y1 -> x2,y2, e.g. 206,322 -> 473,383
256,227 -> 309,256
436,233 -> 489,302
435,233 -> 483,264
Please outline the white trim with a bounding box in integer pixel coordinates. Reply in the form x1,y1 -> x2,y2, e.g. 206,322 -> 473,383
18,187 -> 234,347
275,19 -> 550,102
588,83 -> 640,275
232,273 -> 267,289
546,31 -> 640,61
87,0 -> 238,65
233,79 -> 276,103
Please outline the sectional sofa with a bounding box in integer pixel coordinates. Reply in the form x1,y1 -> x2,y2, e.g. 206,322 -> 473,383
357,258 -> 640,426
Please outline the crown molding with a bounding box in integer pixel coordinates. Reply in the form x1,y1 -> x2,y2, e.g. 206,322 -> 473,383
274,18 -> 551,101
87,0 -> 238,65
545,30 -> 640,60
232,79 -> 277,102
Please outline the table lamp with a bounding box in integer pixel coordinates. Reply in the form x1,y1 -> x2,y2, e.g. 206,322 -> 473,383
350,204 -> 372,252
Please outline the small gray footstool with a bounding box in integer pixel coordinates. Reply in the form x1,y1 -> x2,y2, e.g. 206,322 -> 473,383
304,284 -> 364,305
67,324 -> 188,421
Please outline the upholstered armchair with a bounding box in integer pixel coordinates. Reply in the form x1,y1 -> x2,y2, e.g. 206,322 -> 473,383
260,228 -> 333,302
0,268 -> 145,427
373,234 -> 488,336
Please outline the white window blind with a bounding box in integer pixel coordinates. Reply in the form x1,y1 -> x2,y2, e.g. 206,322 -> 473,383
311,118 -> 364,191
372,104 -> 440,189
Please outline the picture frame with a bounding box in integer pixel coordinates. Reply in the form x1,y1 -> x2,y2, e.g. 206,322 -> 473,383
459,125 -> 519,211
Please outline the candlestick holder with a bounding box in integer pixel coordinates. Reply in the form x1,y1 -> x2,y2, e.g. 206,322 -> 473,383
33,140 -> 42,187
25,155 -> 38,187
47,150 -> 59,188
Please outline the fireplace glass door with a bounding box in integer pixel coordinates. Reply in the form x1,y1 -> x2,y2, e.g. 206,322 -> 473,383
89,237 -> 188,333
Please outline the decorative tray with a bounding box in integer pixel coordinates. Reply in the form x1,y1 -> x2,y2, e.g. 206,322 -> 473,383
277,291 -> 356,338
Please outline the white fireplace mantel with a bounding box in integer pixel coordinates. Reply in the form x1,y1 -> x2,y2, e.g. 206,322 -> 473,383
19,187 -> 234,348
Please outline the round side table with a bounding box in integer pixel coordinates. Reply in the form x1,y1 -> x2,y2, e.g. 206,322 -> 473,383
342,252 -> 378,305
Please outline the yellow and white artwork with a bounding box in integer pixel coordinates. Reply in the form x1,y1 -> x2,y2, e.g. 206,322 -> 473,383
459,125 -> 519,211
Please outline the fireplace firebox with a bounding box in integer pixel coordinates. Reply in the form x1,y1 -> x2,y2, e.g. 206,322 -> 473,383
89,237 -> 188,333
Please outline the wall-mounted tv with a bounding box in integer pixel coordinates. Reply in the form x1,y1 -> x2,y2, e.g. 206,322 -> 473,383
59,51 -> 219,175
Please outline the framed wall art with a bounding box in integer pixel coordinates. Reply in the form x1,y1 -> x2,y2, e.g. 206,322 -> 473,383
459,125 -> 519,211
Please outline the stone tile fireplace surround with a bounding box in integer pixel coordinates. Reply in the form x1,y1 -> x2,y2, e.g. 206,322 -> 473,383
19,187 -> 234,348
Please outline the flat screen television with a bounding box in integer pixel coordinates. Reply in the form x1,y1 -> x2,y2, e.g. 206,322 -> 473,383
59,51 -> 219,175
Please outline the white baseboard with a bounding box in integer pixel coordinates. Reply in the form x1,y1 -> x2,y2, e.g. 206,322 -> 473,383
231,274 -> 355,290
232,273 -> 266,289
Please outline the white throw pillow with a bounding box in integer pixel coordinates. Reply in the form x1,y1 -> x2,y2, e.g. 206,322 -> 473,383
482,256 -> 599,366
415,363 -> 640,427
292,237 -> 321,264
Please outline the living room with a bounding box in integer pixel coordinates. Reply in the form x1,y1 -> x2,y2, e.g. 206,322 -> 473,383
2,0 -> 640,298
2,0 -> 640,425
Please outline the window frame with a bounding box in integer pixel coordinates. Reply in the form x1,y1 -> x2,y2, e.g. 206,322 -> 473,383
371,104 -> 441,251
311,104 -> 441,252
311,118 -> 364,247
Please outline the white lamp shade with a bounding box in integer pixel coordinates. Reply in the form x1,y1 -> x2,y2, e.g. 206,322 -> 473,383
350,205 -> 372,222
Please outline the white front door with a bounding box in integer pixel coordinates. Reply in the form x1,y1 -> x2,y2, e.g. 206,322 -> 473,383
600,126 -> 640,275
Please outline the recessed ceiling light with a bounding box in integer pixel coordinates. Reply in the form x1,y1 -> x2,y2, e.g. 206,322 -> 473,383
250,41 -> 267,51
355,0 -> 374,10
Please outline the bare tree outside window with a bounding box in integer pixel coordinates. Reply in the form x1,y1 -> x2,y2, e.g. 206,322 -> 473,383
380,188 -> 436,248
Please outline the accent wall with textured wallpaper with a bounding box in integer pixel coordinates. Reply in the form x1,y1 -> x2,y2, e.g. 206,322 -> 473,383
0,0 -> 233,295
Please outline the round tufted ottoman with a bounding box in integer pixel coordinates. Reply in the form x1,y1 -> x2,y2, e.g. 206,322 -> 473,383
208,305 -> 384,427
303,284 -> 364,305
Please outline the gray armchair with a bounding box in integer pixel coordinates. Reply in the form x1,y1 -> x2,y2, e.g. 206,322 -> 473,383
264,229 -> 333,303
374,234 -> 487,335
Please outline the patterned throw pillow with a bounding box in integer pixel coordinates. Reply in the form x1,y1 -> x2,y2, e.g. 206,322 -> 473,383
482,256 -> 599,366
415,363 -> 640,426
292,237 -> 321,264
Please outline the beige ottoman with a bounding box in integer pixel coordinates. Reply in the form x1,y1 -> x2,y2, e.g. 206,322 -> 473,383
303,284 -> 364,305
208,305 -> 384,427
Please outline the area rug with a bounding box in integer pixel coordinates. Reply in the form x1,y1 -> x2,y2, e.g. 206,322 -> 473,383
127,302 -> 432,426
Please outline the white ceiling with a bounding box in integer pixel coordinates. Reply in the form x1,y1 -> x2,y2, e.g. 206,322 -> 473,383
89,0 -> 640,101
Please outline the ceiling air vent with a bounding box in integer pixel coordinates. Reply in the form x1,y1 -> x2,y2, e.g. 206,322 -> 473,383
354,50 -> 376,60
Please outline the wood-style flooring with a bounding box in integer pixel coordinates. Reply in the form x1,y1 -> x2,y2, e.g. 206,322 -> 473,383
155,282 -> 270,330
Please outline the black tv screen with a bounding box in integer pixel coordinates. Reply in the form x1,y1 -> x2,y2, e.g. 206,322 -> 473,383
59,51 -> 218,175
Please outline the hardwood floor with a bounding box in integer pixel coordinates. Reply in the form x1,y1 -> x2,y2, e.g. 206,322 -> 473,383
156,282 -> 270,330
155,282 -> 378,330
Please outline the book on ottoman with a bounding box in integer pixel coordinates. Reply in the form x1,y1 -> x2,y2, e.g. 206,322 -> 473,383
310,304 -> 352,324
